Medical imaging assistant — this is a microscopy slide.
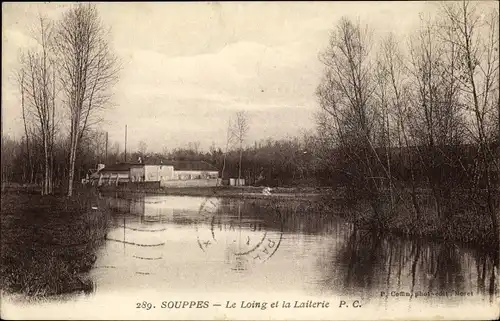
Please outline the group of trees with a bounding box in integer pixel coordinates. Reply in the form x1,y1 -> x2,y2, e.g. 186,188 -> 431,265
2,129 -> 110,191
2,2 -> 498,247
316,1 -> 499,241
129,133 -> 320,187
121,110 -> 320,187
1,4 -> 119,196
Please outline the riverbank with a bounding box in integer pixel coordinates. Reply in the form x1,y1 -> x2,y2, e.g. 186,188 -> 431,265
98,185 -> 334,200
0,189 -> 111,299
1,184 -> 497,296
328,192 -> 499,256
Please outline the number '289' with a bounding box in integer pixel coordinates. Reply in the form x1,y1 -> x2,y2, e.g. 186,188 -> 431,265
136,301 -> 153,310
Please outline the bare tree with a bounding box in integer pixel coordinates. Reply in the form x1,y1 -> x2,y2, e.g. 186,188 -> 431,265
221,117 -> 233,182
187,141 -> 201,153
440,1 -> 499,245
14,69 -> 34,183
55,3 -> 120,196
231,111 -> 249,185
18,15 -> 57,195
377,33 -> 425,219
317,17 -> 394,227
374,45 -> 395,207
138,140 -> 148,156
405,12 -> 466,219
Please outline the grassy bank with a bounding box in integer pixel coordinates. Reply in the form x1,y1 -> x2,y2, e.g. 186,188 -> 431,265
0,188 -> 111,300
323,192 -> 499,255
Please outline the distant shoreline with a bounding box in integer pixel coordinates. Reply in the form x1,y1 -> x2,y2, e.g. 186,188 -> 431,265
97,185 -> 334,200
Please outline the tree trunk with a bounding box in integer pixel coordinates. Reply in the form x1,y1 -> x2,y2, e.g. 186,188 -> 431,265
49,67 -> 55,194
238,146 -> 243,186
44,139 -> 49,195
20,72 -> 33,185
68,148 -> 76,197
67,124 -> 78,197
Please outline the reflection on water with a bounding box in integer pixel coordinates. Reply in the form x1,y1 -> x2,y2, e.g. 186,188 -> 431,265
87,194 -> 498,307
317,229 -> 498,306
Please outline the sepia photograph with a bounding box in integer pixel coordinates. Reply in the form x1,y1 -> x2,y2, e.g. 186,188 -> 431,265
1,1 -> 499,320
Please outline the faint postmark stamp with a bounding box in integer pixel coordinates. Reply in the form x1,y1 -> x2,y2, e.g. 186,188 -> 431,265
195,191 -> 284,266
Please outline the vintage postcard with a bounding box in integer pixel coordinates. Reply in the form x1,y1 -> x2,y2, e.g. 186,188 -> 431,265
1,1 -> 499,320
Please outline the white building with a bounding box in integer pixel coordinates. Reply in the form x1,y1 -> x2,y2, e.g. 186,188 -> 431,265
93,160 -> 220,187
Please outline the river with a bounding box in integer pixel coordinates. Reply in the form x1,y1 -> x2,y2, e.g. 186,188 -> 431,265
3,194 -> 498,320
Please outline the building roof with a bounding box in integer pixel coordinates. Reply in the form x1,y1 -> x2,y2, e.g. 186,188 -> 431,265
161,160 -> 218,171
99,163 -> 144,172
99,161 -> 218,172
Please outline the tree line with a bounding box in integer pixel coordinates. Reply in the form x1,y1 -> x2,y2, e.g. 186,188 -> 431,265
2,2 -> 498,245
315,1 -> 499,244
1,4 -> 119,196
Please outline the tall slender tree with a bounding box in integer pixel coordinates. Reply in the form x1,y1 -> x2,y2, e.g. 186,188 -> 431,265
221,118 -> 233,182
440,1 -> 499,247
232,111 -> 249,186
18,16 -> 57,195
55,3 -> 119,196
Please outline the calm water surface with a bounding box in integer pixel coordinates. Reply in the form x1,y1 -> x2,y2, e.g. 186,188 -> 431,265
4,194 -> 498,319
94,195 -> 497,299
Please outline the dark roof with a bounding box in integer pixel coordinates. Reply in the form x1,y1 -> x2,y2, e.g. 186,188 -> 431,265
161,160 -> 218,171
99,163 -> 143,172
99,161 -> 218,172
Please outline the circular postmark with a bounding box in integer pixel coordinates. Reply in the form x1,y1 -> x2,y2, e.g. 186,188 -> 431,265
195,190 -> 284,267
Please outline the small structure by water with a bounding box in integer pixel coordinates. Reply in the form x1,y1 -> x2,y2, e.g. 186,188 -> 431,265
89,161 -> 220,187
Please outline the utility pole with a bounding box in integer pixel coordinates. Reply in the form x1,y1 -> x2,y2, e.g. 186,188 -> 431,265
124,125 -> 128,163
105,131 -> 108,164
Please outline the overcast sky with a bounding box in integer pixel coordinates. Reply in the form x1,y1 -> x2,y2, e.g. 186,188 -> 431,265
1,1 -> 476,152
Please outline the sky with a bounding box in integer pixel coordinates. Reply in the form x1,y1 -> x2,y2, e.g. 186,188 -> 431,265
1,1 -> 473,153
